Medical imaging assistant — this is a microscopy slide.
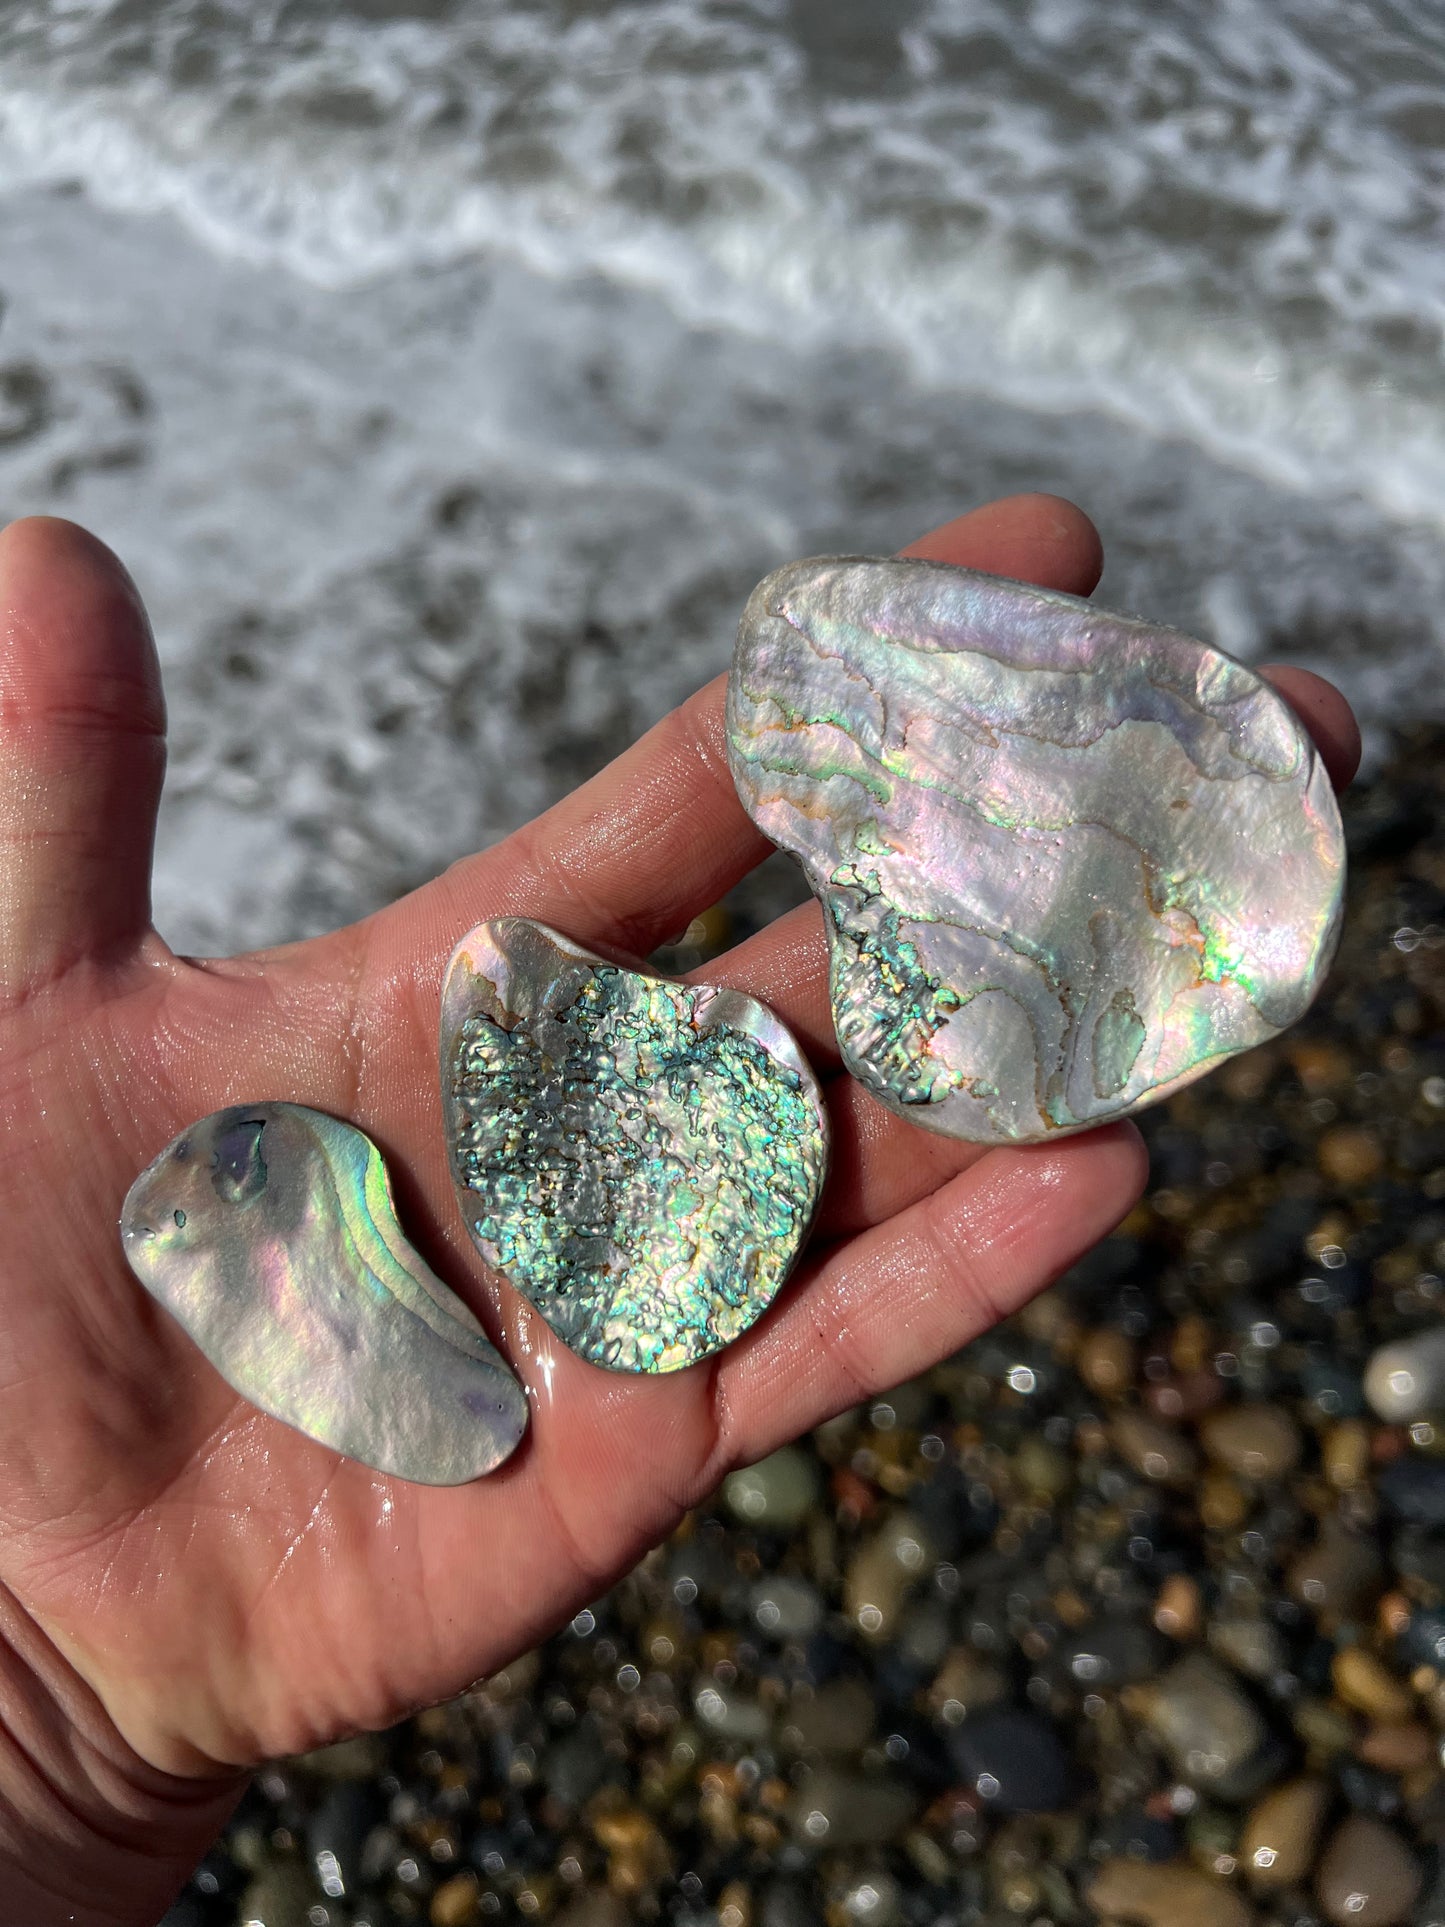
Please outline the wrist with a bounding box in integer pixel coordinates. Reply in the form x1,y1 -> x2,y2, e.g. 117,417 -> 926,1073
0,1582 -> 244,1927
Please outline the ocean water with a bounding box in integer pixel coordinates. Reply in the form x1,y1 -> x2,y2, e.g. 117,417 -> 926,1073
0,0 -> 1442,953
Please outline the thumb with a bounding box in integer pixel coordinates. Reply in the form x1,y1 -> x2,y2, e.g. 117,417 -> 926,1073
0,517 -> 165,995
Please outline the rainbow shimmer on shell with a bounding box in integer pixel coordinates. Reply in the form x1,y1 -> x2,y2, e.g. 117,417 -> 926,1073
727,556 -> 1345,1144
441,919 -> 829,1373
120,1103 -> 527,1483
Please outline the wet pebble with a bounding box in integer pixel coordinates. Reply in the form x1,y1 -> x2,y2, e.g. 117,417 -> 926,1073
1378,1456 -> 1445,1527
1085,1856 -> 1255,1927
1199,1403 -> 1303,1481
1366,1329 -> 1445,1421
1110,1410 -> 1199,1484
1240,1776 -> 1330,1892
788,1767 -> 917,1849
786,1678 -> 876,1755
1130,1654 -> 1268,1794
1315,1814 -> 1421,1926
1079,1327 -> 1137,1398
947,1708 -> 1072,1813
1289,1520 -> 1385,1619
235,1864 -> 318,1927
751,1574 -> 824,1640
1332,1646 -> 1414,1722
844,1512 -> 933,1639
724,1447 -> 820,1528
694,1678 -> 770,1743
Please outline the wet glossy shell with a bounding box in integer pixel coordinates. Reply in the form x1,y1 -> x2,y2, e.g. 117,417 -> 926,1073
727,556 -> 1345,1143
120,1103 -> 528,1483
441,920 -> 829,1373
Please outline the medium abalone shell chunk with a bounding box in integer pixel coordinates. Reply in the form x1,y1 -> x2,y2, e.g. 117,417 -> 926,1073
120,1103 -> 528,1483
441,919 -> 829,1373
727,556 -> 1345,1143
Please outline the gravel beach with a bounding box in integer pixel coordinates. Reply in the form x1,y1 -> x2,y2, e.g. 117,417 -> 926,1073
164,722 -> 1445,1927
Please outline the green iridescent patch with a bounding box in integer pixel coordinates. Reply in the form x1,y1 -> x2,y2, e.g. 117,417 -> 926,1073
441,920 -> 829,1373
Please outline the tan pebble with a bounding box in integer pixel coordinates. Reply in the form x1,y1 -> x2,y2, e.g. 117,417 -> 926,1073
1318,1125 -> 1385,1187
1154,1574 -> 1202,1642
844,1512 -> 934,1639
1288,1521 -> 1384,1621
1290,1039 -> 1351,1093
1292,1695 -> 1357,1763
1315,1814 -> 1421,1926
1200,1405 -> 1303,1481
1110,1411 -> 1198,1485
1079,1329 -> 1136,1400
1378,1593 -> 1412,1639
1086,1856 -> 1255,1927
1324,1420 -> 1372,1490
1240,1776 -> 1329,1893
1199,1468 -> 1250,1531
926,1647 -> 1009,1725
1358,1719 -> 1435,1773
717,1880 -> 752,1927
1332,1646 -> 1414,1723
431,1872 -> 481,1927
1146,1370 -> 1225,1423
1170,1316 -> 1214,1375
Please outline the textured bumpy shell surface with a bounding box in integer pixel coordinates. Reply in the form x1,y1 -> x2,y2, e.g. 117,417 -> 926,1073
727,556 -> 1345,1144
441,919 -> 829,1373
121,1103 -> 528,1483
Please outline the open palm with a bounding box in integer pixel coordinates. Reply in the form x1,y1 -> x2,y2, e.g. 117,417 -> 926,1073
0,498 -> 1357,1925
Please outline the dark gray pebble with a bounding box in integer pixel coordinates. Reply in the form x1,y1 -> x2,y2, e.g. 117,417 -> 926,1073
947,1707 -> 1072,1812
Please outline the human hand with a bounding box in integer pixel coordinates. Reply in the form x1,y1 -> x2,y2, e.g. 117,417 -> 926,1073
0,498 -> 1359,1924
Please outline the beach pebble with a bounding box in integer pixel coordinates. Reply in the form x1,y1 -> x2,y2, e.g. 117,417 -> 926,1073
786,1679 -> 876,1755
1318,1125 -> 1385,1187
831,1869 -> 902,1927
724,1447 -> 820,1528
1323,1418 -> 1373,1489
236,1865 -> 318,1927
928,1647 -> 1011,1724
1378,1456 -> 1445,1527
1079,1328 -> 1136,1399
1199,1468 -> 1251,1530
751,1574 -> 824,1641
1289,1521 -> 1385,1619
1130,1654 -> 1268,1792
1315,1814 -> 1421,1926
1110,1411 -> 1198,1484
947,1708 -> 1072,1812
844,1512 -> 933,1639
1200,1404 -> 1302,1481
1056,1620 -> 1164,1690
1358,1719 -> 1434,1772
1154,1574 -> 1203,1641
1240,1776 -> 1330,1892
1332,1646 -> 1414,1722
1365,1329 -> 1445,1421
1207,1616 -> 1288,1682
1085,1857 -> 1255,1927
788,1768 -> 917,1849
694,1680 -> 770,1743
431,1873 -> 482,1927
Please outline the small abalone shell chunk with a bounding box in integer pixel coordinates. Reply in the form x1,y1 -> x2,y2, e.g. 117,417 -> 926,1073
441,919 -> 829,1373
727,556 -> 1345,1144
120,1103 -> 528,1483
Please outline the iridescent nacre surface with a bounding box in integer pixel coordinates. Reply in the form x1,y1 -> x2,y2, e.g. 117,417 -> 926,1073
441,919 -> 829,1373
727,557 -> 1346,1143
120,1103 -> 528,1483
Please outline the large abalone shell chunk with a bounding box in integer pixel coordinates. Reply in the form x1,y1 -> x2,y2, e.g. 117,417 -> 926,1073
441,919 -> 829,1373
727,557 -> 1345,1143
120,1103 -> 528,1483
